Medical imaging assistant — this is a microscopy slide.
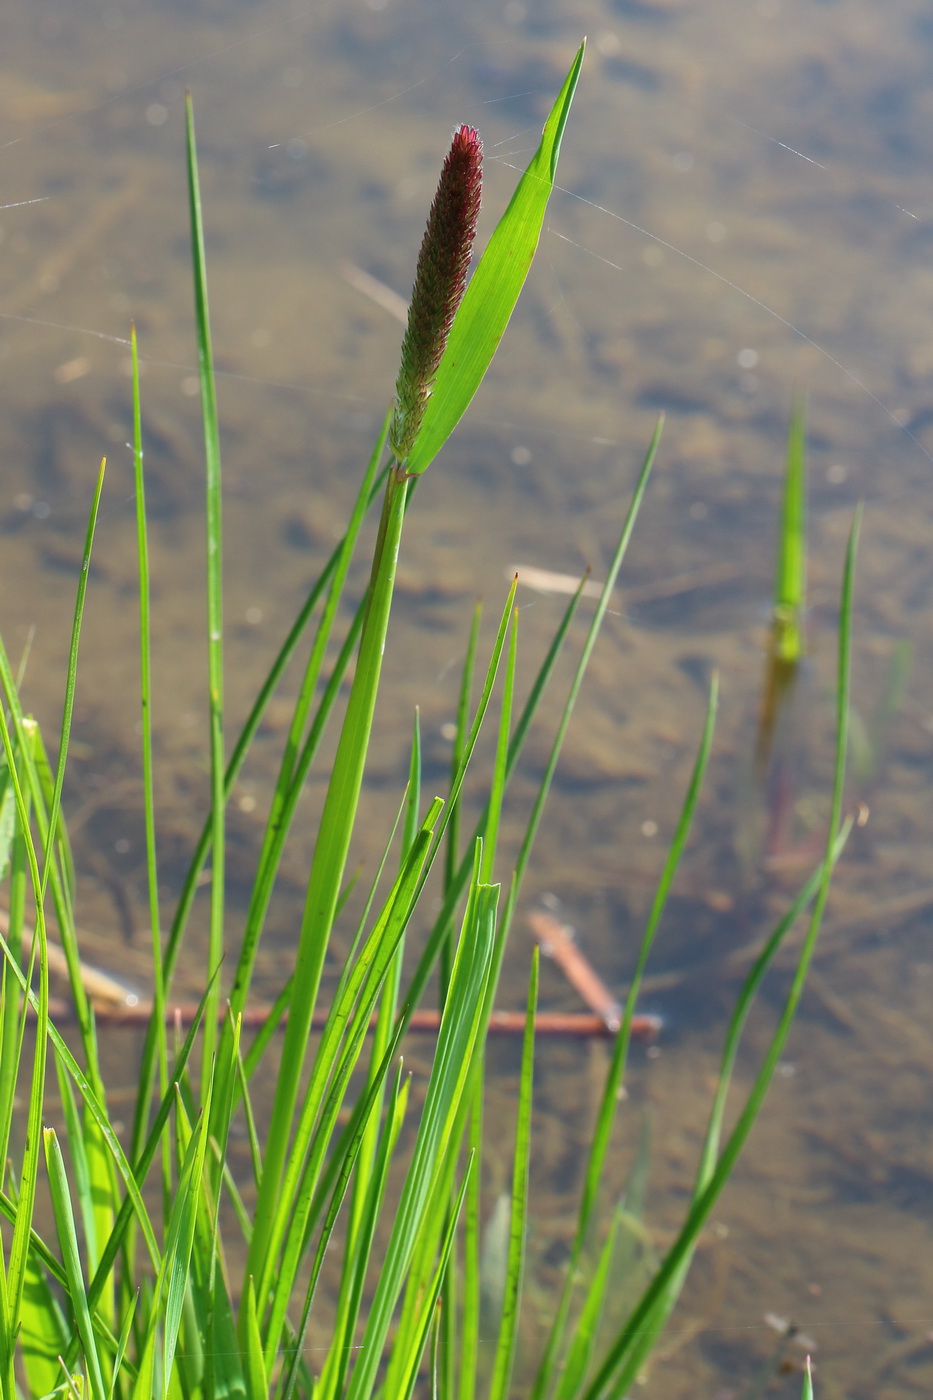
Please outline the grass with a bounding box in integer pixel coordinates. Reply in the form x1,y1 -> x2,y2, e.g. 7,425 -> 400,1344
0,40 -> 854,1399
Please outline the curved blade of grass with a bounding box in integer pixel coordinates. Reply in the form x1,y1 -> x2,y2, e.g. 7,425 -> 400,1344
250,466 -> 410,1282
404,41 -> 585,477
454,1087 -> 482,1400
258,803 -> 442,1345
488,948 -> 537,1400
162,1097 -> 211,1396
445,601 -> 482,906
278,1024 -> 411,1400
315,1064 -> 409,1400
0,461 -> 106,1087
84,988 -> 211,1321
129,323 -> 170,1163
0,730 -> 32,1174
20,1250 -> 70,1399
345,874 -> 499,1400
585,508 -> 860,1400
44,1129 -> 108,1400
185,93 -> 225,1084
0,707 -> 51,1334
395,1161 -> 473,1400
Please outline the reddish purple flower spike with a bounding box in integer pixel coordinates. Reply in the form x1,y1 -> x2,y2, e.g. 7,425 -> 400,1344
390,124 -> 483,463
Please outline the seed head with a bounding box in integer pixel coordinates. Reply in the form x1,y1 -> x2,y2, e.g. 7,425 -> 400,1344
390,124 -> 483,463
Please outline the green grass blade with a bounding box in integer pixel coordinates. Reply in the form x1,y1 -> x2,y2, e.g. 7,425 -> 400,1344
20,1251 -> 70,1400
345,874 -> 499,1400
773,391 -> 807,662
222,428 -> 389,1034
584,510 -> 860,1400
488,949 -> 537,1400
0,732 -> 31,1173
161,1093 -> 212,1394
250,468 -> 410,1283
257,805 -> 442,1348
445,601 -> 482,906
277,1024 -> 410,1400
387,578 -> 519,1024
185,92 -> 226,1085
108,1290 -> 138,1400
0,925 -> 164,1288
394,1161 -> 473,1400
802,1355 -> 814,1400
129,321 -> 170,1154
405,41 -> 585,477
315,1064 -> 409,1400
40,453 -> 105,910
452,1092 -> 482,1400
44,1128 -> 108,1400
0,715 -> 50,1333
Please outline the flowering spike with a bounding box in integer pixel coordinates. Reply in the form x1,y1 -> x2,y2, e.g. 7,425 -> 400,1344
390,124 -> 483,464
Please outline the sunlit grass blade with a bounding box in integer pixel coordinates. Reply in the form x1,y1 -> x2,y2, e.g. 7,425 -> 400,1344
445,601 -> 482,906
0,733 -> 32,1173
20,1251 -> 70,1400
40,454 -> 105,908
405,41 -> 585,477
0,721 -> 50,1347
162,1090 -> 212,1395
242,1275 -> 267,1400
84,988 -> 211,1322
129,322 -> 170,1163
344,872 -> 499,1400
185,92 -> 226,1085
0,460 -> 106,1084
221,428 -> 389,1030
257,801 -> 443,1351
250,462 -> 411,1280
316,1063 -> 409,1400
773,391 -> 807,663
55,1066 -> 112,1330
278,1024 -> 411,1400
488,948 -> 537,1400
393,1162 -> 473,1400
108,1290 -> 138,1400
44,1127 -> 108,1400
454,1090 -> 482,1400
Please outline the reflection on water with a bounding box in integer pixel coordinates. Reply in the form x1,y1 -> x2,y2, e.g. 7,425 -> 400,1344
3,0 -> 933,1393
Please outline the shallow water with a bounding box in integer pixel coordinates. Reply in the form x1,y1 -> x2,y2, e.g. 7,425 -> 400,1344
3,0 -> 933,1394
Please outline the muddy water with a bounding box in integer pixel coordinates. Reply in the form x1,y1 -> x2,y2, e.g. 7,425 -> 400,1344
3,0 -> 933,1395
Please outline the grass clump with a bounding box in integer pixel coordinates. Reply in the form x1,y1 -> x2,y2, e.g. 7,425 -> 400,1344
0,41 -> 852,1399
